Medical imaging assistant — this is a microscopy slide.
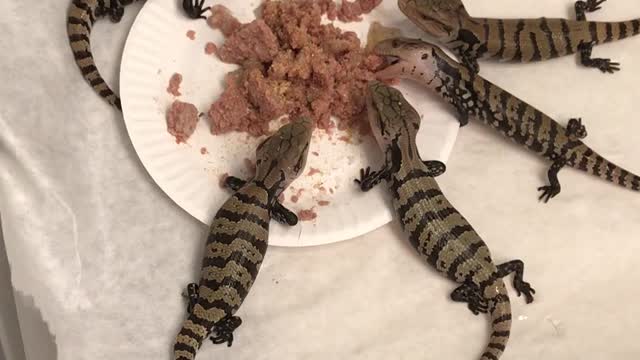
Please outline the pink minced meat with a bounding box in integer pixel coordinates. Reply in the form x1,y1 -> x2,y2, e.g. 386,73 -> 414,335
207,5 -> 242,37
206,1 -> 385,137
217,19 -> 280,64
166,100 -> 199,143
338,0 -> 383,22
166,73 -> 182,96
205,42 -> 218,55
297,208 -> 317,221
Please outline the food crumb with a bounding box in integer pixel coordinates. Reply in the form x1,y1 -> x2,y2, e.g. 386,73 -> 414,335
166,100 -> 199,143
186,30 -> 196,40
297,208 -> 317,221
200,147 -> 208,155
329,188 -> 334,194
312,151 -> 319,157
219,173 -> 229,188
318,200 -> 330,206
338,135 -> 351,143
166,73 -> 183,96
290,188 -> 305,203
307,167 -> 322,176
205,42 -> 218,55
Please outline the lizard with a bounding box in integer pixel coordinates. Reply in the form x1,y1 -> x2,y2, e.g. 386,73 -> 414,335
397,0 -> 640,74
173,116 -> 313,360
372,37 -> 640,202
66,0 -> 210,110
355,80 -> 535,360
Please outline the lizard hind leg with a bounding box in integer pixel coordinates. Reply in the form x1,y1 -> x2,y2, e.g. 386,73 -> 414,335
578,41 -> 621,73
566,118 -> 588,140
210,315 -> 243,347
575,0 -> 607,21
108,1 -> 125,23
538,158 -> 567,203
450,282 -> 489,315
181,283 -> 200,314
496,260 -> 536,304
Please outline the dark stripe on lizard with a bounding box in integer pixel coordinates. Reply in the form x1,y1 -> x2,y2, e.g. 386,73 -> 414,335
216,209 -> 269,230
540,18 -> 558,58
446,240 -> 485,280
561,20 -> 573,54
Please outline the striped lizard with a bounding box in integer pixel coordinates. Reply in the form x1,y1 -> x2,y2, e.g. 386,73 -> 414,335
398,0 -> 640,74
173,117 -> 313,360
66,0 -> 210,110
373,37 -> 640,202
355,80 -> 535,360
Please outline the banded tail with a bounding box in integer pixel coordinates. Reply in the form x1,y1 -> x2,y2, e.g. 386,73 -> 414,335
66,0 -> 124,110
571,145 -> 640,191
481,279 -> 512,360
173,308 -> 224,360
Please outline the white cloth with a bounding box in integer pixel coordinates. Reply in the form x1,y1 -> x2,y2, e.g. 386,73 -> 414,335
2,1 -> 640,359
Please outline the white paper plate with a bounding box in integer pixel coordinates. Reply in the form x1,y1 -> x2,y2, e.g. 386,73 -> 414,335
120,0 -> 459,247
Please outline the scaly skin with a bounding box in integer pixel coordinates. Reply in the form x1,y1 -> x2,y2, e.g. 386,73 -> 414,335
356,81 -> 535,360
374,37 -> 640,202
67,0 -> 209,110
173,117 -> 313,360
398,0 -> 639,73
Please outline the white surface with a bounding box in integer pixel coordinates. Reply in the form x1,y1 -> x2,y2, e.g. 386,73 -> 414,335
119,0 -> 459,247
1,1 -> 640,360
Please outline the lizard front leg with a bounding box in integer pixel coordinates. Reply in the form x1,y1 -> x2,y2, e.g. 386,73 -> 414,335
496,260 -> 536,304
183,0 -> 211,20
354,166 -> 391,192
108,1 -> 126,23
460,52 -> 480,74
225,176 -> 299,226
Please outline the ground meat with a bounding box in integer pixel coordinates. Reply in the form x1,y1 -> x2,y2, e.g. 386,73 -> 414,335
318,200 -> 330,206
166,73 -> 183,96
186,30 -> 196,40
207,5 -> 242,36
338,0 -> 383,22
205,42 -> 218,55
297,208 -> 317,221
218,19 -> 280,63
166,100 -> 199,143
200,147 -> 208,155
312,151 -> 319,156
206,1 -> 385,137
290,188 -> 304,203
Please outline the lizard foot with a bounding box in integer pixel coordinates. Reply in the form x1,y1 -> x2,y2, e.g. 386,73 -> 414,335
181,283 -> 199,314
210,316 -> 242,347
271,203 -> 299,226
583,0 -> 607,13
513,279 -> 536,304
537,185 -> 561,203
578,41 -> 620,73
183,0 -> 210,20
354,167 -> 380,191
224,176 -> 247,191
566,118 -> 587,139
109,4 -> 125,22
451,284 -> 489,315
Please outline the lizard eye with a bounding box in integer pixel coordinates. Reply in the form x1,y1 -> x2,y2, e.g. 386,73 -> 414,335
392,39 -> 400,48
421,53 -> 429,60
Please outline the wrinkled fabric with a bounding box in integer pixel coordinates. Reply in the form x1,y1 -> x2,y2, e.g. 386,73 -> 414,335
2,1 -> 640,360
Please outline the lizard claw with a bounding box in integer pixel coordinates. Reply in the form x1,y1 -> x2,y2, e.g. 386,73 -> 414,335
537,185 -> 560,203
210,316 -> 242,347
514,280 -> 536,304
585,0 -> 607,12
594,58 -> 620,73
183,0 -> 210,20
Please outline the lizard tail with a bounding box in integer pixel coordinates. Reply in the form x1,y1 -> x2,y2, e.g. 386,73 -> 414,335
590,19 -> 640,45
173,311 -> 213,360
480,278 -> 512,360
571,145 -> 640,192
67,0 -> 122,110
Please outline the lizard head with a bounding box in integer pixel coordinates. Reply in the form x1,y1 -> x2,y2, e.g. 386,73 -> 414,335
254,116 -> 313,193
398,0 -> 467,42
373,37 -> 446,84
366,80 -> 421,154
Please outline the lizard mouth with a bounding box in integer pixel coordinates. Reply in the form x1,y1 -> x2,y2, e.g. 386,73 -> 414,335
375,56 -> 410,81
